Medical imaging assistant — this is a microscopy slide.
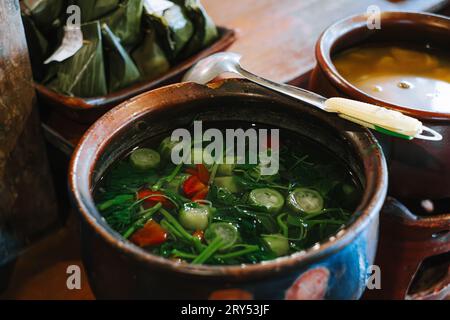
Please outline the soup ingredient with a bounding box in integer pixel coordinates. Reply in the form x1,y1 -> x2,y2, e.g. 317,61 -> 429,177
333,44 -> 450,112
179,203 -> 212,230
159,136 -> 179,160
204,222 -> 239,250
130,220 -> 168,247
263,234 -> 289,257
287,188 -> 324,214
248,188 -> 285,214
213,176 -> 243,194
130,148 -> 161,170
183,165 -> 210,201
137,189 -> 174,209
95,128 -> 361,265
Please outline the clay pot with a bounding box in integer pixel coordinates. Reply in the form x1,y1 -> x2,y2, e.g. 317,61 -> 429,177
69,79 -> 387,299
310,11 -> 450,200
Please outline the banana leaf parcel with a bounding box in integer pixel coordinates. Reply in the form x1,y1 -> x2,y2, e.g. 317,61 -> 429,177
132,29 -> 170,81
102,24 -> 141,92
70,0 -> 120,22
101,0 -> 144,48
144,0 -> 194,60
174,0 -> 218,57
47,21 -> 108,97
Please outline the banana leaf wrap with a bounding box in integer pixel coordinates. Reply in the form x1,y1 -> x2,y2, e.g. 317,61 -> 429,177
144,0 -> 194,60
70,0 -> 120,22
101,0 -> 144,48
174,0 -> 218,58
132,29 -> 170,81
47,21 -> 108,97
102,24 -> 141,92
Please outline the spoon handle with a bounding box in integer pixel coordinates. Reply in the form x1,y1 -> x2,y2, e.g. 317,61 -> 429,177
236,66 -> 327,110
236,66 -> 442,141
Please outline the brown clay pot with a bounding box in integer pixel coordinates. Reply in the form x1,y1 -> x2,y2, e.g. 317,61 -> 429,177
309,11 -> 450,200
69,79 -> 388,299
309,11 -> 450,300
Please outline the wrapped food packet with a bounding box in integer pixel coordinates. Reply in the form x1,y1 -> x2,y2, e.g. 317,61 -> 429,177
47,21 -> 108,97
132,29 -> 170,81
102,24 -> 141,92
143,0 -> 194,60
69,0 -> 120,22
101,0 -> 144,47
173,0 -> 218,57
21,0 -> 66,32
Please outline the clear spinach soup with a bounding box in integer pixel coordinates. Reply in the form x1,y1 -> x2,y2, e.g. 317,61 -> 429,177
333,43 -> 450,113
95,124 -> 362,265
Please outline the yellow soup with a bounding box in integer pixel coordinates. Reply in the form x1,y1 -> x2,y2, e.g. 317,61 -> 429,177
333,44 -> 450,113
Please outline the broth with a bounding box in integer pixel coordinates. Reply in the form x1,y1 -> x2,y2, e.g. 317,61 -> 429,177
333,43 -> 450,113
94,122 -> 362,265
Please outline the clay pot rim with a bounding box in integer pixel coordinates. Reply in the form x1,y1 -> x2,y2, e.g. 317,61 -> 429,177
316,11 -> 450,121
69,79 -> 388,279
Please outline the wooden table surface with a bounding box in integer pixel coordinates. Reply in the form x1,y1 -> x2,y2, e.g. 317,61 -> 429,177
3,0 -> 449,300
203,0 -> 449,84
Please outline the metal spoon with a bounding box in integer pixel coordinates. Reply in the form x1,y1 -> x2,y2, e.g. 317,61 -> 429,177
183,52 -> 441,141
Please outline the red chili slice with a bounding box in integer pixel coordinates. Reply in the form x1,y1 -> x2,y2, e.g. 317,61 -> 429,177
183,175 -> 206,198
130,220 -> 168,247
137,189 -> 173,209
196,164 -> 210,184
191,187 -> 209,201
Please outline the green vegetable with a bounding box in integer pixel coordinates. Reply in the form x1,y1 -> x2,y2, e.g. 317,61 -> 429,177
179,203 -> 213,231
263,234 -> 289,257
165,173 -> 189,193
248,188 -> 285,214
98,194 -> 134,211
123,202 -> 163,239
213,176 -> 243,194
216,156 -> 236,176
130,148 -> 161,170
204,223 -> 239,250
95,131 -> 362,265
287,188 -> 324,214
159,136 -> 178,161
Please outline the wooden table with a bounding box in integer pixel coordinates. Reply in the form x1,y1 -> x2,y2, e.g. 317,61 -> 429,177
203,0 -> 450,84
3,0 -> 449,300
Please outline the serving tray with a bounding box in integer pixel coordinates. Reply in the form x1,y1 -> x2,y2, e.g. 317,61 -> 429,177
37,27 -> 236,124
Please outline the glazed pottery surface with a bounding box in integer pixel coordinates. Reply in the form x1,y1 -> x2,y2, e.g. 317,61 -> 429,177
69,79 -> 387,299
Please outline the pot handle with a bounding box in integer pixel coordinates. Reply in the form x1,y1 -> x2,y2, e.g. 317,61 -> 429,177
324,98 -> 442,141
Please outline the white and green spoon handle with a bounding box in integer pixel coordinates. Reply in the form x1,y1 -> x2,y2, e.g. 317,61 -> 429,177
324,98 -> 442,141
236,67 -> 442,141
